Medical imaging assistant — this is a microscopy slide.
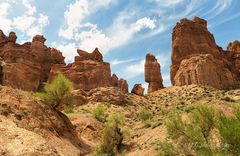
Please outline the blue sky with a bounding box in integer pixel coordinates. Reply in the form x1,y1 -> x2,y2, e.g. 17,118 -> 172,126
0,0 -> 240,90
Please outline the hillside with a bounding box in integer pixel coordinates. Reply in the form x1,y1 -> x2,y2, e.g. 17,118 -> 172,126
63,85 -> 240,155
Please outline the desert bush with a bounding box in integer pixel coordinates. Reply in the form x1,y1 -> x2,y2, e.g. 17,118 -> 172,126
221,96 -> 235,102
0,107 -> 12,116
94,113 -> 125,156
163,105 -> 240,155
157,141 -> 178,156
34,74 -> 74,109
64,107 -> 74,114
137,106 -> 152,121
218,109 -> 240,155
92,104 -> 108,122
165,105 -> 220,155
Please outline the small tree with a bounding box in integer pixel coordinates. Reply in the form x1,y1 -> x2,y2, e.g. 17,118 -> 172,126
93,114 -> 124,156
34,74 -> 74,109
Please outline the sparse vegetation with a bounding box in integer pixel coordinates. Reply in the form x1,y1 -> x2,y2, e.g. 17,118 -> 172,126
0,107 -> 12,116
156,141 -> 178,156
93,113 -> 125,156
218,109 -> 240,155
64,107 -> 74,114
221,96 -> 235,102
137,106 -> 152,121
33,74 -> 74,109
92,104 -> 108,122
20,108 -> 28,116
158,104 -> 240,156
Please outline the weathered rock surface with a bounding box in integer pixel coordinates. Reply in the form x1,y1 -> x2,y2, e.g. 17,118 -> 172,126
145,53 -> 164,93
71,87 -> 128,105
131,84 -> 144,96
171,17 -> 240,89
49,48 -> 128,93
227,40 -> 240,72
69,114 -> 103,147
88,87 -> 127,105
0,86 -> 89,155
0,31 -> 65,91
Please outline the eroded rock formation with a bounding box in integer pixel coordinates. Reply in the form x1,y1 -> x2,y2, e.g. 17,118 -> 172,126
145,53 -> 164,93
131,84 -> 144,96
227,40 -> 240,72
0,31 -> 65,91
49,48 -> 128,93
171,16 -> 240,89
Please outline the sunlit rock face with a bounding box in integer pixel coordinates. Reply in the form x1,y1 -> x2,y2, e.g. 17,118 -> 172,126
171,16 -> 240,89
49,48 -> 129,93
0,30 -> 65,91
145,53 -> 164,93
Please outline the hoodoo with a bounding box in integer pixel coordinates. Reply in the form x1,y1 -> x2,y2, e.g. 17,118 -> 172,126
145,53 -> 164,93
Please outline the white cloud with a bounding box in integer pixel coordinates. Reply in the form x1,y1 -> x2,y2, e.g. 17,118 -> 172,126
59,0 -> 116,39
75,24 -> 111,53
135,17 -> 156,31
204,0 -> 232,19
110,58 -> 139,66
22,0 -> 36,15
123,59 -> 145,79
0,2 -> 12,32
106,14 -> 158,50
59,0 -> 158,60
149,0 -> 183,7
0,0 -> 49,39
52,42 -> 77,63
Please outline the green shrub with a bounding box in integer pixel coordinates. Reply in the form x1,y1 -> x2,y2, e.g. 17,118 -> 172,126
92,104 -> 107,122
165,105 -> 218,155
221,96 -> 235,102
20,108 -> 28,116
164,105 -> 240,155
157,141 -> 178,156
34,74 -> 74,109
137,106 -> 152,121
64,107 -> 74,114
218,110 -> 240,155
94,113 -> 125,156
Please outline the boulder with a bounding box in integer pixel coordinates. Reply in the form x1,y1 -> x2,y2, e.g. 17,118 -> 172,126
145,53 -> 164,93
131,84 -> 144,96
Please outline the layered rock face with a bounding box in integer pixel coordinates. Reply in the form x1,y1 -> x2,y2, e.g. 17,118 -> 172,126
0,30 -> 65,91
171,17 -> 239,89
49,48 -> 128,93
145,53 -> 164,93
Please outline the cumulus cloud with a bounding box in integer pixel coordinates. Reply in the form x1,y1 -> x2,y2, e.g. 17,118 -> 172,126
59,0 -> 117,39
52,42 -> 77,63
58,0 -> 158,61
123,59 -> 145,79
0,0 -> 49,39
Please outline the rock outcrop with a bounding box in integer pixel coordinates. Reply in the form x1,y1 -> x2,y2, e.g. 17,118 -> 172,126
49,48 -> 128,93
0,86 -> 89,155
0,31 -> 65,91
131,84 -> 144,96
170,17 -> 240,89
227,40 -> 240,73
145,53 -> 164,93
